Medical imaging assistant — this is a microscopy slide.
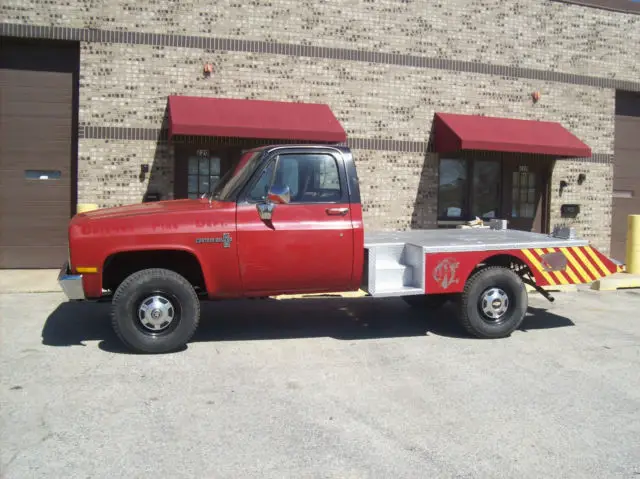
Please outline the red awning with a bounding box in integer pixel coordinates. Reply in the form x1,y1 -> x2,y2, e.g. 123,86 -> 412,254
167,95 -> 346,142
433,112 -> 592,157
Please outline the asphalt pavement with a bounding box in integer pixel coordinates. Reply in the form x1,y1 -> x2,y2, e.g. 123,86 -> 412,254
1,290 -> 639,478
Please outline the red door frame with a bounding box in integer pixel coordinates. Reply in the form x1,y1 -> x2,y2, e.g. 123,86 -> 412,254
235,150 -> 355,295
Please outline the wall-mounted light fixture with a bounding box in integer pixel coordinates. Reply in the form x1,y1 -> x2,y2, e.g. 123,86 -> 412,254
559,179 -> 568,196
139,163 -> 149,182
577,173 -> 586,185
203,63 -> 213,76
531,91 -> 541,103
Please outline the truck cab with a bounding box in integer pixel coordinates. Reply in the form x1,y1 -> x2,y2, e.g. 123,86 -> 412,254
63,145 -> 364,300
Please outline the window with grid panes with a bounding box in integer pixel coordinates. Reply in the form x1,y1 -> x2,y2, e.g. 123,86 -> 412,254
187,152 -> 221,199
511,170 -> 537,218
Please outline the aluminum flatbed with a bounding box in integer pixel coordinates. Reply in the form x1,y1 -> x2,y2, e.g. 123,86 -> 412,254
364,228 -> 588,253
361,226 -> 615,298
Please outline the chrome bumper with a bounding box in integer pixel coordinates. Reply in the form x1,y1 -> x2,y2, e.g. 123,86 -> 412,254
58,262 -> 85,300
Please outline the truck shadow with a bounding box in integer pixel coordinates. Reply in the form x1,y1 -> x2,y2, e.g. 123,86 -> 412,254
42,297 -> 575,354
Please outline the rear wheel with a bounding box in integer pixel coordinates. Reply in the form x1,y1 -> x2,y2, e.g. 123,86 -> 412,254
111,268 -> 200,353
459,266 -> 527,338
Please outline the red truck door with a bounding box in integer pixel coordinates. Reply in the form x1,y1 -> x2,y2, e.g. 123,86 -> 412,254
236,150 -> 354,294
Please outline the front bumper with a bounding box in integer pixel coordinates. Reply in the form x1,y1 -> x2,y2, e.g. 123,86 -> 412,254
58,262 -> 85,300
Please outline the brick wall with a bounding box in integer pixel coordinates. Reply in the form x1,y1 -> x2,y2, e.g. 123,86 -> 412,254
78,139 -> 174,206
77,43 -> 617,149
550,161 -> 613,252
2,0 -> 638,253
3,0 -> 639,82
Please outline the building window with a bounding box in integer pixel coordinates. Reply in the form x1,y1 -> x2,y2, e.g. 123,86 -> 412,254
187,151 -> 221,199
438,157 -> 501,221
437,155 -> 551,232
438,158 -> 468,219
511,170 -> 537,218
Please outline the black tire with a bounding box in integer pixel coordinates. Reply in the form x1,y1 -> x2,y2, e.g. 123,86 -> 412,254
459,266 -> 528,339
402,294 -> 449,309
111,268 -> 200,353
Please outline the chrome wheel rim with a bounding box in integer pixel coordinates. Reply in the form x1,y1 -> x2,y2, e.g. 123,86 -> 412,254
137,295 -> 176,332
480,288 -> 510,322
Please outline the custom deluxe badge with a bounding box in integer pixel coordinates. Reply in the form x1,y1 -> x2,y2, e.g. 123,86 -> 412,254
196,233 -> 232,248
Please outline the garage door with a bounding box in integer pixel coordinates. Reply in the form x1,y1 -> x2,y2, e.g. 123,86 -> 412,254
0,37 -> 79,268
611,91 -> 640,263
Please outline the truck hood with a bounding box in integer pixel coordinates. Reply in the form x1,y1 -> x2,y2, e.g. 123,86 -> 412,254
77,199 -> 218,220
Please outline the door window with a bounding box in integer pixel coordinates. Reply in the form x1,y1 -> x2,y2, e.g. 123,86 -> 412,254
247,160 -> 275,202
472,160 -> 500,219
275,156 -> 300,198
511,170 -> 537,218
187,152 -> 221,199
249,153 -> 342,203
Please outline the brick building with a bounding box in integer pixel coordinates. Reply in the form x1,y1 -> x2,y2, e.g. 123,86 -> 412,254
1,0 -> 639,268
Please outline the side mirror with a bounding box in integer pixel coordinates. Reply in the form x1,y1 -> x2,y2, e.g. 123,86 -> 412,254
257,202 -> 275,221
256,185 -> 290,221
267,184 -> 290,204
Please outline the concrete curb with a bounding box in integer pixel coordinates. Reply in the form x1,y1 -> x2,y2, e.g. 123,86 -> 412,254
0,270 -> 61,294
591,272 -> 640,291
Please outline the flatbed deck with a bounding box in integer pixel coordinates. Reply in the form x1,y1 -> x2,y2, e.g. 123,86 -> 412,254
361,227 -> 592,297
364,228 -> 588,253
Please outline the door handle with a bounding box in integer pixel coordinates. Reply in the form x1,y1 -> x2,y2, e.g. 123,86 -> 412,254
326,207 -> 349,216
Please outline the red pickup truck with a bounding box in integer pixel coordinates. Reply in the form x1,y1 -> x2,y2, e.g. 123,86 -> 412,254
59,144 -> 621,353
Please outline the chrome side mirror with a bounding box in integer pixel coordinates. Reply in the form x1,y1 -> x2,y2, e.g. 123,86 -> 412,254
256,185 -> 290,221
257,203 -> 275,221
267,185 -> 290,204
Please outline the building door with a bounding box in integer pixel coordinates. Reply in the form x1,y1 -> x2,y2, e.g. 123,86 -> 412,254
610,91 -> 640,262
174,144 -> 241,199
502,160 -> 550,233
0,37 -> 79,268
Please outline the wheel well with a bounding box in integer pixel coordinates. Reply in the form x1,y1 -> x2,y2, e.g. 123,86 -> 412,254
103,250 -> 206,294
469,254 -> 531,280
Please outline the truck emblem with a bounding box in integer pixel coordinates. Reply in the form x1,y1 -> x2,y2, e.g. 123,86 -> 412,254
433,258 -> 460,289
195,233 -> 232,248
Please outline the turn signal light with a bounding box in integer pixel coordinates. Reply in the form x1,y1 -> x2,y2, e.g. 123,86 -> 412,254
76,267 -> 98,274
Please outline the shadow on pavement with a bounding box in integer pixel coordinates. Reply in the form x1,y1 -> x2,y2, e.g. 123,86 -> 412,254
519,306 -> 575,332
41,297 -> 574,354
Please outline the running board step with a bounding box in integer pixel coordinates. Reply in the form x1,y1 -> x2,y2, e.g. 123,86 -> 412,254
373,261 -> 415,292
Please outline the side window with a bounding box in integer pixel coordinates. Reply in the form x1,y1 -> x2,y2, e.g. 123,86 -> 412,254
274,156 -> 299,198
275,154 -> 341,203
247,161 -> 275,202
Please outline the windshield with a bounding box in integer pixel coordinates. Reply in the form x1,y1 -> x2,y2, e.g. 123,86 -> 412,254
209,150 -> 263,201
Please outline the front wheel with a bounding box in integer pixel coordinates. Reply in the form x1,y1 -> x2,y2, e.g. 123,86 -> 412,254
111,268 -> 200,353
459,266 -> 528,338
